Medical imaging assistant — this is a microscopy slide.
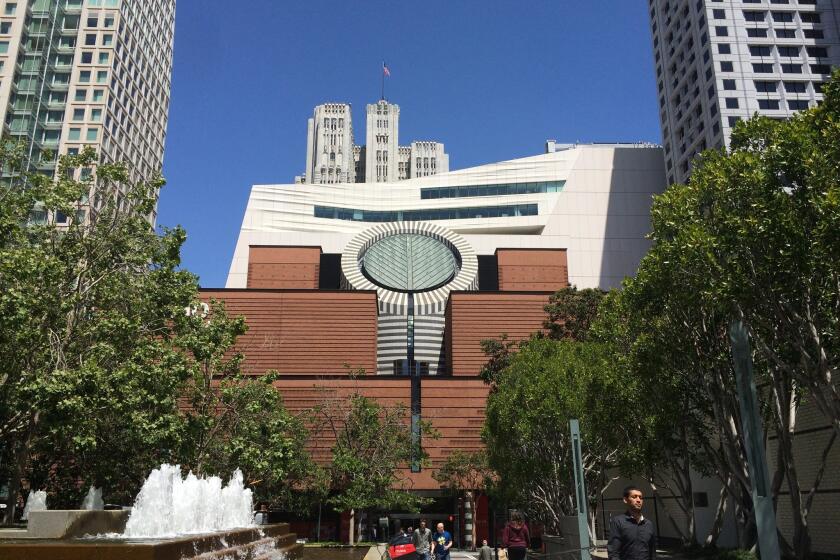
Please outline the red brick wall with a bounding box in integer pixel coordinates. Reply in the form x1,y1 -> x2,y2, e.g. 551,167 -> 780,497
247,246 -> 322,289
200,289 -> 377,374
496,248 -> 568,291
271,376 -> 490,490
446,292 -> 550,376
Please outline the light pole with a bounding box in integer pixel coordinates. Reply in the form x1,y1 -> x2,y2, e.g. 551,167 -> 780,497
728,319 -> 780,560
570,419 -> 592,560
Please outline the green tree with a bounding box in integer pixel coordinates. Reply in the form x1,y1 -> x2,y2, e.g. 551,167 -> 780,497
313,378 -> 434,543
433,449 -> 495,549
176,300 -> 316,510
544,287 -> 606,341
610,70 -> 840,557
483,338 -> 638,537
0,146 -> 197,516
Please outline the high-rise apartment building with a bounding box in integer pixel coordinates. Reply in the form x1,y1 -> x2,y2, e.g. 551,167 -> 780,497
649,0 -> 839,185
0,0 -> 176,223
300,98 -> 449,184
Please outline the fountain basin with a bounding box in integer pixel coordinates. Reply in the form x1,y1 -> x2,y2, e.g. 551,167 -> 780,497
23,510 -> 130,539
0,522 -> 302,560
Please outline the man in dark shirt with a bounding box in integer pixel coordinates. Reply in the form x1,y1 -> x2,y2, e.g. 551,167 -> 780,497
608,485 -> 656,560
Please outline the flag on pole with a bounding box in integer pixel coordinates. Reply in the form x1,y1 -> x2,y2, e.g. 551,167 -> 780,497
383,62 -> 391,77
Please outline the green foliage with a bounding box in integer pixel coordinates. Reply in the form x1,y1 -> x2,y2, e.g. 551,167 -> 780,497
600,69 -> 840,555
0,146 -> 197,511
543,287 -> 606,341
315,389 -> 433,514
433,449 -> 494,495
483,337 -> 638,534
0,145 -> 313,517
176,301 -> 315,510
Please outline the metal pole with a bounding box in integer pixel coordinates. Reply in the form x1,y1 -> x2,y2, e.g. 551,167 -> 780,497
569,419 -> 592,560
728,319 -> 780,560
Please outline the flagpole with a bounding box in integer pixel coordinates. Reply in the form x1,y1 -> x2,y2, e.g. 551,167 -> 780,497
381,61 -> 385,101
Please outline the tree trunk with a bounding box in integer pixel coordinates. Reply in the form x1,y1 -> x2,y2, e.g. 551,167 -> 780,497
2,413 -> 38,525
349,508 -> 355,545
704,480 -> 729,548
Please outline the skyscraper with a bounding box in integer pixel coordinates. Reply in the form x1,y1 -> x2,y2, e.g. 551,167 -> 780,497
300,98 -> 449,184
0,0 -> 176,223
649,0 -> 839,185
304,103 -> 355,184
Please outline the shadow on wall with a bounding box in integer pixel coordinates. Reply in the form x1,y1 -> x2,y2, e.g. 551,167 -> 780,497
598,147 -> 666,289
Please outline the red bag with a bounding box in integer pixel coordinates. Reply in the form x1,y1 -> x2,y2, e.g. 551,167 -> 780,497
389,543 -> 417,559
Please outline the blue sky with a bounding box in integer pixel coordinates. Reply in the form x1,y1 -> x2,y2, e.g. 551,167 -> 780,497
158,1 -> 661,287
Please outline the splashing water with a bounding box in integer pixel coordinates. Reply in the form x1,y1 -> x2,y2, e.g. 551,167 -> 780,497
123,464 -> 254,538
81,486 -> 104,510
21,489 -> 47,520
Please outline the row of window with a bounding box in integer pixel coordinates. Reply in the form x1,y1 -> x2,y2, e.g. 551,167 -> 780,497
420,180 -> 565,200
724,97 -> 810,110
313,203 -> 539,222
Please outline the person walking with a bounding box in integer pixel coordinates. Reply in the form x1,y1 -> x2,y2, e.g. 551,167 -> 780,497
502,511 -> 530,560
478,539 -> 493,560
413,519 -> 433,560
607,485 -> 656,560
432,522 -> 453,560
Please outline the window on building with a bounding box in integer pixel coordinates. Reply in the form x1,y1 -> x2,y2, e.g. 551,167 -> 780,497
92,89 -> 104,102
800,12 -> 820,23
0,40 -> 7,53
725,98 -> 739,108
788,100 -> 809,110
743,11 -> 766,21
72,108 -> 85,121
775,28 -> 796,38
723,79 -> 737,90
0,21 -> 10,34
752,63 -> 774,72
87,15 -> 98,27
803,29 -> 823,39
74,88 -> 87,101
811,64 -> 831,74
758,98 -> 780,109
721,61 -> 734,72
749,45 -> 772,56
778,46 -> 800,57
81,51 -> 93,63
98,52 -> 109,64
96,70 -> 107,83
718,43 -> 731,54
68,127 -> 81,140
728,116 -> 741,127
755,80 -> 778,92
85,33 -> 96,46
90,108 -> 102,122
713,9 -> 725,18
772,11 -> 794,22
747,27 -> 768,37
4,3 -> 16,15
715,25 -> 728,36
103,16 -> 114,27
79,70 -> 91,83
781,63 -> 802,73
806,46 -> 828,58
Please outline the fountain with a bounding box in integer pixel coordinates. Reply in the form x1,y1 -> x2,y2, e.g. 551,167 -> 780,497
80,487 -> 104,510
21,490 -> 47,521
0,464 -> 303,560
